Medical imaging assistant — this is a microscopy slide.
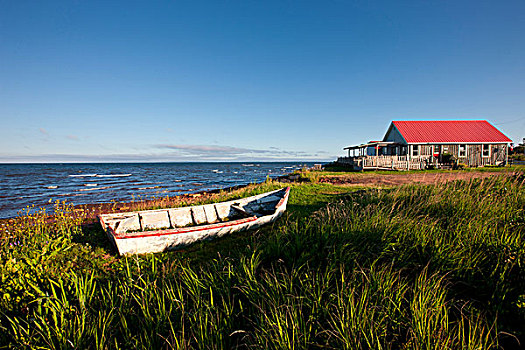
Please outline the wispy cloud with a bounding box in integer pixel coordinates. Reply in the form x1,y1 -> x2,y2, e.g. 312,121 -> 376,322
66,135 -> 79,141
155,144 -> 328,160
157,144 -> 264,155
39,128 -> 48,136
0,144 -> 334,163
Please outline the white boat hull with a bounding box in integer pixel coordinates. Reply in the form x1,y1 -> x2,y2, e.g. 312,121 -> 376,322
99,187 -> 290,255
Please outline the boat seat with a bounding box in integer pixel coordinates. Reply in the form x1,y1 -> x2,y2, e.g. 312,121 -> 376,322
203,204 -> 219,223
169,208 -> 193,228
115,214 -> 141,233
191,206 -> 207,225
214,203 -> 231,220
231,204 -> 252,218
140,211 -> 170,231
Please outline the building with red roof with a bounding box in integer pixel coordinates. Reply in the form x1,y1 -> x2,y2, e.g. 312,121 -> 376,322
340,120 -> 511,170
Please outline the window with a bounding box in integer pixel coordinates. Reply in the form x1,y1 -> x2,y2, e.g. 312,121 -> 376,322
443,146 -> 449,153
482,144 -> 490,157
412,145 -> 419,157
459,144 -> 466,157
433,145 -> 441,155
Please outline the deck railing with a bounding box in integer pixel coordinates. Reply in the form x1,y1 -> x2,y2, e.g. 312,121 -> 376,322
337,155 -> 430,170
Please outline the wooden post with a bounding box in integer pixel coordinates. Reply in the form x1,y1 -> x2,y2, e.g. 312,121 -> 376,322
506,143 -> 509,166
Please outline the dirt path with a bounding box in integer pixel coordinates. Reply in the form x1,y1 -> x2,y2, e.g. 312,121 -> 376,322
318,171 -> 512,187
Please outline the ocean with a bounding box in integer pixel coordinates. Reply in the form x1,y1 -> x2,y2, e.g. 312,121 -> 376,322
0,162 -> 314,219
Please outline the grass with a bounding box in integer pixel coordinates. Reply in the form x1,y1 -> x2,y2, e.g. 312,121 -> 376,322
1,173 -> 525,348
322,162 -> 525,175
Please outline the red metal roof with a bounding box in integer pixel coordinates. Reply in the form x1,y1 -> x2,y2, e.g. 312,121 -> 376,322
391,120 -> 512,143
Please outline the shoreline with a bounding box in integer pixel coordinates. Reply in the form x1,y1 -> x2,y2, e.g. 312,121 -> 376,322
0,168 -> 515,224
0,162 -> 313,222
0,173 -> 298,224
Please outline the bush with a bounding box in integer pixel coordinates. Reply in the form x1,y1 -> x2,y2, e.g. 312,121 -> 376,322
441,152 -> 455,164
510,153 -> 525,161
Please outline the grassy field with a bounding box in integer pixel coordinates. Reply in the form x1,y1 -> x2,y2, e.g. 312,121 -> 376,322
1,171 -> 525,349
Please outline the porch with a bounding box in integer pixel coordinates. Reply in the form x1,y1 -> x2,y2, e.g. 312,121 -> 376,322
339,141 -> 429,170
337,155 -> 430,171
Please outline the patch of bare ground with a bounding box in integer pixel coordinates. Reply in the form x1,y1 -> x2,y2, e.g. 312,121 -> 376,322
318,171 -> 513,187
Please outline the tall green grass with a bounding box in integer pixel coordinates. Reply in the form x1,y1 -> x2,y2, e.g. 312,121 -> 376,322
1,174 -> 524,348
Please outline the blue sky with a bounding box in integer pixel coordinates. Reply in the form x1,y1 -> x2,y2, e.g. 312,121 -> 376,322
1,0 -> 524,162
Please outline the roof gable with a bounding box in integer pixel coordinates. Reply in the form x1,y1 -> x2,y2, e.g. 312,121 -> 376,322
383,123 -> 407,143
391,120 -> 512,144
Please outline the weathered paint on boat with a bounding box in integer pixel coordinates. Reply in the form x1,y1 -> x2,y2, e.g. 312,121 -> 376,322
98,187 -> 290,255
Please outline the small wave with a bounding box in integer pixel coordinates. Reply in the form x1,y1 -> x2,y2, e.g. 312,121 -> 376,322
84,183 -> 98,187
69,174 -> 98,177
45,185 -> 58,189
138,186 -> 161,190
77,186 -> 112,192
95,174 -> 132,178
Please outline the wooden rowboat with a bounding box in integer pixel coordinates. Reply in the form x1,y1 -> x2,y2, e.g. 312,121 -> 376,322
98,187 -> 291,255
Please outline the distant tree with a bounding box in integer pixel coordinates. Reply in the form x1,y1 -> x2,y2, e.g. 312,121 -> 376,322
510,144 -> 525,155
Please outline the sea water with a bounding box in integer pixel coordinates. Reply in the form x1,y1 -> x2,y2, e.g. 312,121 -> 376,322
0,162 -> 313,219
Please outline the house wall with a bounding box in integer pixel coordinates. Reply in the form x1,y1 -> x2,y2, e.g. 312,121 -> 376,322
462,144 -> 507,166
408,143 -> 508,166
420,145 -> 433,156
